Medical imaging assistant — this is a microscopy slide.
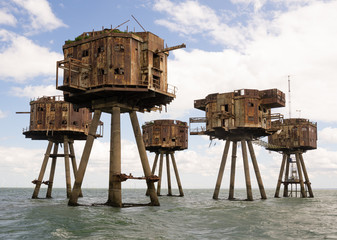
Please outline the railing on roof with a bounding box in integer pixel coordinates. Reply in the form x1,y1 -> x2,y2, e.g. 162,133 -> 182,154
189,117 -> 207,135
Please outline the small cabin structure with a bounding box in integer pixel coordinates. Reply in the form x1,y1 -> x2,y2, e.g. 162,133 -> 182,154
191,88 -> 285,139
23,96 -> 95,141
142,120 -> 188,152
267,118 -> 317,151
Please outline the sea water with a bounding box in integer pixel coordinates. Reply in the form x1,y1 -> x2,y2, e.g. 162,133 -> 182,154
1,188 -> 337,239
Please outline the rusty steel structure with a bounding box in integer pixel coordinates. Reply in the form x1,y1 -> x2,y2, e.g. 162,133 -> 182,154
268,118 -> 317,198
56,27 -> 185,207
190,88 -> 285,201
142,120 -> 188,196
20,96 -> 102,199
56,29 -> 185,111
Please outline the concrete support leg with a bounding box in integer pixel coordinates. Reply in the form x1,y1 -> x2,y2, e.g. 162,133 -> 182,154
46,143 -> 58,198
166,153 -> 172,196
213,140 -> 231,200
64,136 -> 72,198
69,141 -> 82,197
146,153 -> 159,196
170,153 -> 184,197
247,140 -> 267,199
152,153 -> 160,175
299,153 -> 314,197
157,153 -> 164,196
274,153 -> 287,198
241,140 -> 253,201
129,111 -> 159,206
32,141 -> 53,199
107,107 -> 122,207
68,110 -> 102,206
295,152 -> 307,198
228,141 -> 237,200
283,155 -> 290,197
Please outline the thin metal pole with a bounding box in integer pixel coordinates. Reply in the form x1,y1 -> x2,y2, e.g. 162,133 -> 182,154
247,140 -> 266,199
32,140 -> 53,199
241,140 -> 253,201
129,111 -> 159,206
213,140 -> 231,200
108,106 -> 122,207
69,141 -> 82,197
170,152 -> 184,196
64,136 -> 72,198
283,154 -> 290,197
157,152 -> 164,196
228,141 -> 237,200
299,153 -> 314,197
68,110 -> 102,206
295,152 -> 307,197
46,142 -> 58,198
166,153 -> 172,196
275,153 -> 287,198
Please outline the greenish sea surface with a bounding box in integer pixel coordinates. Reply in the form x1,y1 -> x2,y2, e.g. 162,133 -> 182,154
1,188 -> 336,239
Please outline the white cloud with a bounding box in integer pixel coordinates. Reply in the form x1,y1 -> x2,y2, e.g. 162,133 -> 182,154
154,0 -> 219,34
0,110 -> 6,118
318,127 -> 337,144
12,0 -> 67,33
0,8 -> 17,26
0,30 -> 63,82
154,0 -> 337,122
10,84 -> 62,98
153,0 -> 248,48
231,0 -> 267,12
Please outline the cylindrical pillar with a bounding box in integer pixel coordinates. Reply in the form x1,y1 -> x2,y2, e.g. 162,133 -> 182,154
46,143 -> 58,198
170,152 -> 184,196
32,140 -> 53,199
151,153 -> 160,174
228,141 -> 237,200
146,153 -> 159,196
129,111 -> 159,206
64,136 -> 72,198
299,153 -> 314,197
68,110 -> 102,206
108,106 -> 122,207
241,140 -> 253,201
295,152 -> 307,198
166,153 -> 172,196
283,154 -> 290,197
69,141 -> 82,197
213,140 -> 231,200
274,153 -> 287,198
247,140 -> 266,199
157,152 -> 164,196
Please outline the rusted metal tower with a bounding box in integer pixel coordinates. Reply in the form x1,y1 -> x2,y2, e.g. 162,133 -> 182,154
267,118 -> 317,198
190,89 -> 285,200
142,120 -> 188,196
56,27 -> 185,207
19,96 -> 102,199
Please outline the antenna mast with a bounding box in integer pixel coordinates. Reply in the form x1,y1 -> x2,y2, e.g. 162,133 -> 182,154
288,75 -> 291,118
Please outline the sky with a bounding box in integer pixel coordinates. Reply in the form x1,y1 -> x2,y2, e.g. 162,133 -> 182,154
1,0 -> 337,194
